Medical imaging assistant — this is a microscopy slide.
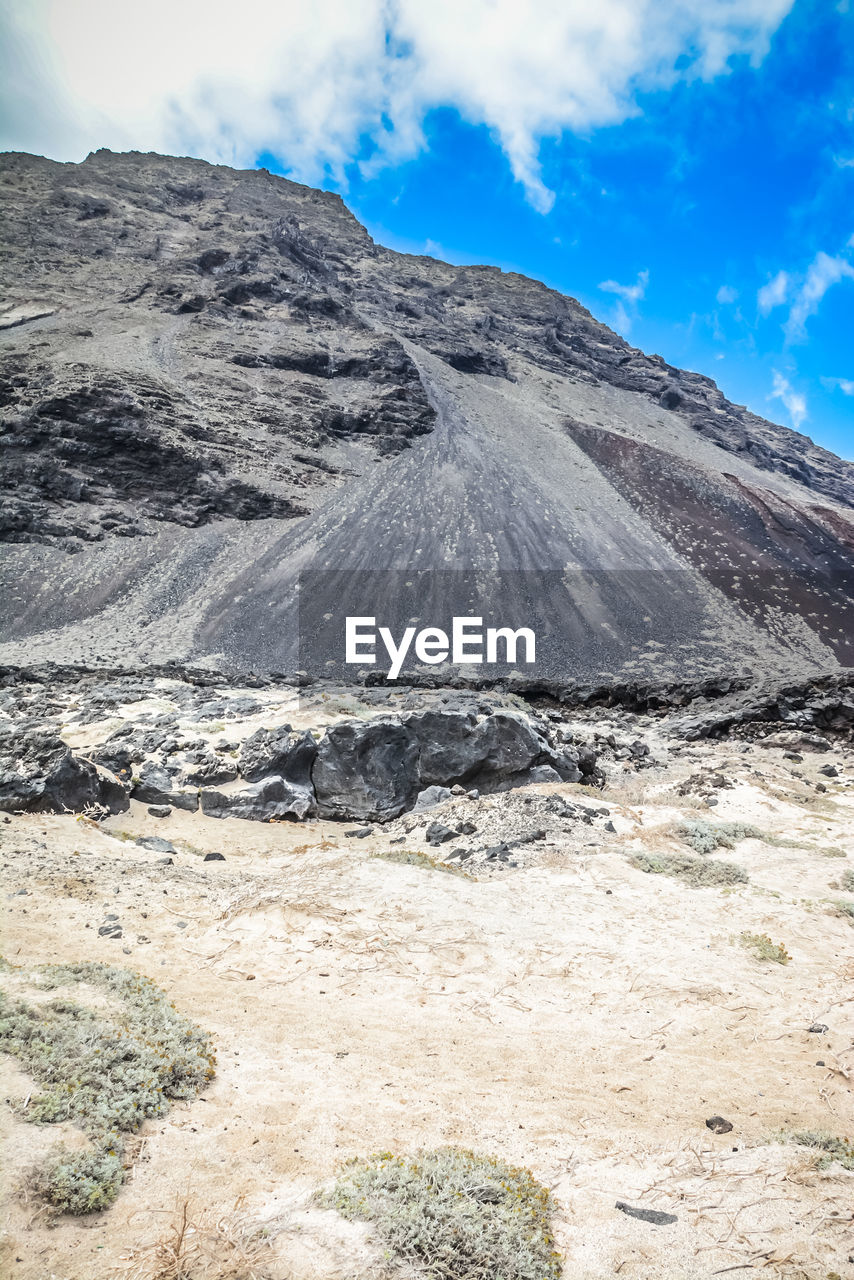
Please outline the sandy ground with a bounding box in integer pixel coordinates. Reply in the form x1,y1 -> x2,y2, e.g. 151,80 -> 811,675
2,738 -> 853,1280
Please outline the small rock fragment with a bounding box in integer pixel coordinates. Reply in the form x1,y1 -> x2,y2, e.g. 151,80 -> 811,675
425,821 -> 458,845
135,836 -> 175,853
615,1201 -> 677,1225
705,1115 -> 733,1134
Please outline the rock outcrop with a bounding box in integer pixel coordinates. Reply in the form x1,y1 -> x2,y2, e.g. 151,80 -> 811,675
0,726 -> 128,813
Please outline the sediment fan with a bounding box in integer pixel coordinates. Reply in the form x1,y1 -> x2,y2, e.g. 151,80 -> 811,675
1,149 -> 852,686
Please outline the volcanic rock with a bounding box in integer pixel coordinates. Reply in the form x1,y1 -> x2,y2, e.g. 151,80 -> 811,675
0,726 -> 128,814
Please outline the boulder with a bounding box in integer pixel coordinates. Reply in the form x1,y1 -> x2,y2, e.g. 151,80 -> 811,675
92,740 -> 144,780
135,836 -> 175,853
313,709 -> 589,820
313,718 -> 420,820
237,725 -> 316,783
526,764 -> 563,784
0,727 -> 128,814
178,749 -> 239,786
412,785 -> 453,811
201,773 -> 315,821
425,821 -> 459,845
132,762 -> 198,811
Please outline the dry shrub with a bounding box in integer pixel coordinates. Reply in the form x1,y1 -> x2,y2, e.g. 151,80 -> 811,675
116,1196 -> 275,1280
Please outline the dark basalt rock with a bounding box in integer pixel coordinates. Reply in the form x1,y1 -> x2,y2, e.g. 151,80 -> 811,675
237,725 -> 317,784
313,718 -> 420,821
92,741 -> 143,780
200,772 -> 315,821
131,761 -> 199,811
312,709 -> 586,821
178,748 -> 239,786
0,726 -> 128,813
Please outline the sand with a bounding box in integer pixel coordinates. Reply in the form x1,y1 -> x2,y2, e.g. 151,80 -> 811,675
1,736 -> 853,1279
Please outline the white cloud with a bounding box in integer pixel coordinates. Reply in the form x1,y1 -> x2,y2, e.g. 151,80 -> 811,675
0,0 -> 794,212
821,375 -> 854,395
769,370 -> 807,429
599,269 -> 649,303
757,269 -> 789,314
784,250 -> 854,340
716,284 -> 739,303
598,269 -> 648,335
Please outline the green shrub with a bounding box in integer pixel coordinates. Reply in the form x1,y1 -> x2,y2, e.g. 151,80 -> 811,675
739,932 -> 790,964
676,820 -> 761,855
630,850 -> 748,887
788,1131 -> 854,1171
32,1148 -> 124,1215
372,848 -> 471,878
0,960 -> 215,1214
832,898 -> 854,924
318,1147 -> 562,1279
840,870 -> 854,892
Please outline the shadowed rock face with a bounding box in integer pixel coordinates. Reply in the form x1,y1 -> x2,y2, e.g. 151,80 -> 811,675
1,148 -> 853,684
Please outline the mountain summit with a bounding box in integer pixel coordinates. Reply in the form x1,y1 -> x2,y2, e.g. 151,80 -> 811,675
1,148 -> 852,684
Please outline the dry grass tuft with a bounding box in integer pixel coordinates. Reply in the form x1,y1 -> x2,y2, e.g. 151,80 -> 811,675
115,1196 -> 276,1280
786,1131 -> 854,1171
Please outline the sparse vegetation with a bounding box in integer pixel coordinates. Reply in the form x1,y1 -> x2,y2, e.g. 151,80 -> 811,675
787,1131 -> 854,1171
832,898 -> 854,924
630,850 -> 748,886
30,1148 -> 124,1216
0,960 -> 215,1214
673,818 -> 831,858
739,932 -> 790,964
119,1195 -> 275,1280
675,819 -> 762,854
839,870 -> 854,892
318,1147 -> 562,1279
372,847 -> 471,878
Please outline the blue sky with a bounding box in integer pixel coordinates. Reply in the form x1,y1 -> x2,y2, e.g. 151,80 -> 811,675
2,0 -> 852,458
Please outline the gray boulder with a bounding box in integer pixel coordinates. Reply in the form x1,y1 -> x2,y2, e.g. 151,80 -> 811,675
526,764 -> 563,784
132,762 -> 199,811
313,709 -> 588,820
412,785 -> 453,811
178,749 -> 239,786
201,773 -> 315,821
237,726 -> 316,783
0,727 -> 128,814
313,718 -> 420,820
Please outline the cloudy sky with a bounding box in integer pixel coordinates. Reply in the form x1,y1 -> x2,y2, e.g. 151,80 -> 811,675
2,0 -> 852,458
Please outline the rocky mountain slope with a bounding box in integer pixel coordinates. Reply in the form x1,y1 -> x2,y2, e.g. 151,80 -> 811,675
1,148 -> 853,684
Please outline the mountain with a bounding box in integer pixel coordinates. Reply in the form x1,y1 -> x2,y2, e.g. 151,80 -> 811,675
1,148 -> 852,687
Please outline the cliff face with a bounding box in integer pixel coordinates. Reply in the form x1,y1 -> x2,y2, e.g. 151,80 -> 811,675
1,148 -> 852,682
